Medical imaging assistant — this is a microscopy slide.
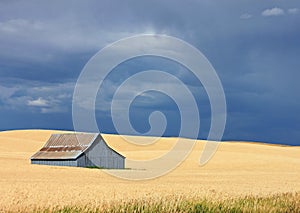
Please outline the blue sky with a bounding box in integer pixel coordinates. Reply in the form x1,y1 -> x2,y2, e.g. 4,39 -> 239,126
0,0 -> 299,145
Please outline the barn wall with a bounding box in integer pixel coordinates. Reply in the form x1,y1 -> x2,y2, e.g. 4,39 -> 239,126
76,154 -> 96,167
31,159 -> 78,167
84,138 -> 125,169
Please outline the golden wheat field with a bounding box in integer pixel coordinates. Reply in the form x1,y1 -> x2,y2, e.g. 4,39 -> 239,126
0,129 -> 300,212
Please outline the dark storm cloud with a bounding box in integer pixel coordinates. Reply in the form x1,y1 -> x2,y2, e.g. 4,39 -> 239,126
0,0 -> 299,144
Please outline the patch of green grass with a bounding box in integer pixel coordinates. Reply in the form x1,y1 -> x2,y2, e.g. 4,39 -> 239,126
34,192 -> 300,213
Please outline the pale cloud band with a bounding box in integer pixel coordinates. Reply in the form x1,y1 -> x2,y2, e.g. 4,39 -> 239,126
288,8 -> 299,15
262,7 -> 299,17
262,7 -> 285,16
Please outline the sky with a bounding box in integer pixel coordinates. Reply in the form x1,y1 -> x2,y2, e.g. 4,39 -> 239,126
0,0 -> 299,145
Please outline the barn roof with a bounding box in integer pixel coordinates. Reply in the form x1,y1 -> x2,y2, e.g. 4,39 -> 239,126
31,133 -> 100,160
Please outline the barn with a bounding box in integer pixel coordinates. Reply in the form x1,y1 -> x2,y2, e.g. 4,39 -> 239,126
31,133 -> 125,169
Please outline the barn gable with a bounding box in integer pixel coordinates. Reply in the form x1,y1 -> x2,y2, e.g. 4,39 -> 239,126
31,133 -> 125,169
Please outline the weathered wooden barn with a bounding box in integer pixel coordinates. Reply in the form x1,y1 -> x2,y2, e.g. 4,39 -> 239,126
31,133 -> 125,169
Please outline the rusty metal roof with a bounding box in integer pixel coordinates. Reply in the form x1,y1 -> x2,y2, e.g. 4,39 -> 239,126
31,133 -> 99,160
